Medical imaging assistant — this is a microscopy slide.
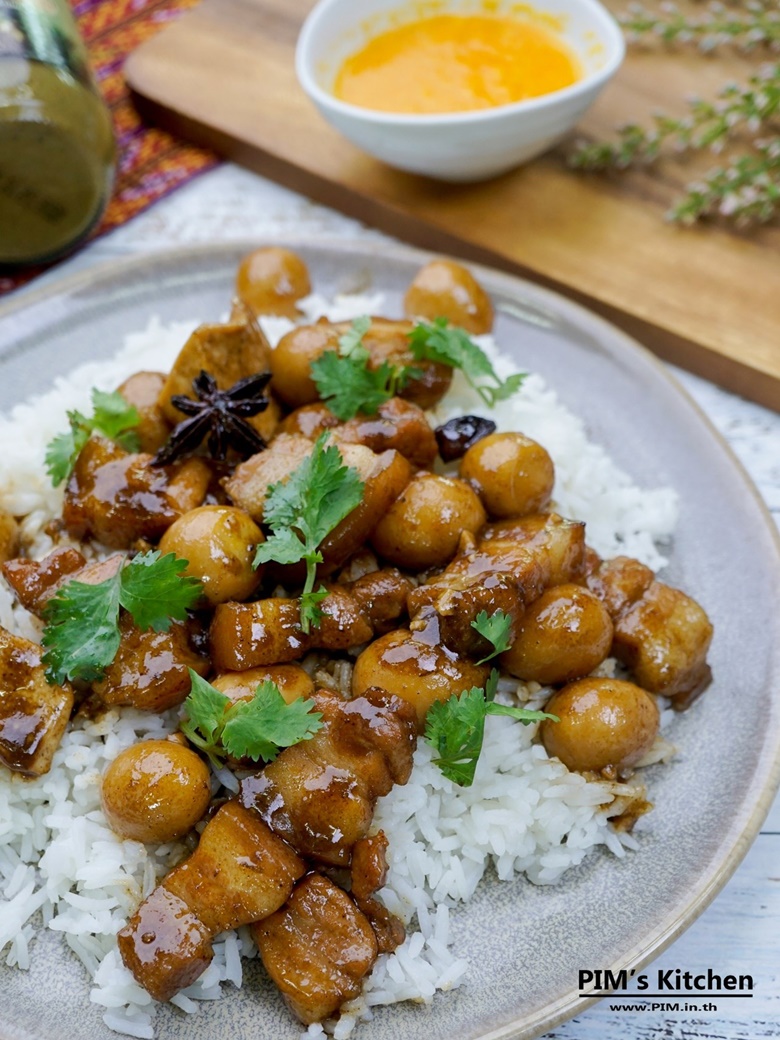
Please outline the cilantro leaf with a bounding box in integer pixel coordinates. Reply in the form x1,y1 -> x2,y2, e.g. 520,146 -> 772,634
424,669 -> 559,787
222,681 -> 322,761
310,316 -> 412,421
489,372 -> 526,404
408,319 -> 526,408
410,319 -> 493,379
293,439 -> 364,548
257,526 -> 309,567
41,550 -> 203,684
255,434 -> 363,551
486,702 -> 558,725
91,389 -> 141,451
254,434 -> 364,633
425,685 -> 490,787
180,671 -> 323,768
311,351 -> 402,421
338,315 -> 372,359
42,578 -> 123,685
181,670 -> 231,751
45,389 -> 140,486
44,421 -> 91,487
118,551 -> 204,632
471,609 -> 514,664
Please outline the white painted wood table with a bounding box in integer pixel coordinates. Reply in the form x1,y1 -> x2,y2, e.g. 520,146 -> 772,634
19,163 -> 780,1040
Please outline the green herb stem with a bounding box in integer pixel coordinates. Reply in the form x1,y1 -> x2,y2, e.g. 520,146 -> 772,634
568,3 -> 780,226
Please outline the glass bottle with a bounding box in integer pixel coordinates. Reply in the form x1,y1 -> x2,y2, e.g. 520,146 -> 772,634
0,0 -> 116,266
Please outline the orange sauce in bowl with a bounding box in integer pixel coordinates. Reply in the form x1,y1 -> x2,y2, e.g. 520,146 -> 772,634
334,13 -> 582,115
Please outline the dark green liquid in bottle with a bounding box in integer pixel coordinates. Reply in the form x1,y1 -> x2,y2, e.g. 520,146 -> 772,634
0,1 -> 115,266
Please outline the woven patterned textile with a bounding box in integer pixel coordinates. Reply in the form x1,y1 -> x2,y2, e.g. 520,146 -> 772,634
0,0 -> 218,295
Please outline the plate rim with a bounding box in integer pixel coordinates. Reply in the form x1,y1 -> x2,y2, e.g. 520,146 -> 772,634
1,237 -> 779,1040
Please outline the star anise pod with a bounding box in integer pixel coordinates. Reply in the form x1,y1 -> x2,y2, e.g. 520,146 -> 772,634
153,370 -> 272,466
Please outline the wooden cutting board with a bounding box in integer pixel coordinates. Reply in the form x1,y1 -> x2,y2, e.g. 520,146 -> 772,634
125,0 -> 780,410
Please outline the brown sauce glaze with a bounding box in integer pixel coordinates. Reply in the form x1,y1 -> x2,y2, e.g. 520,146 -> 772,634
253,873 -> 379,1025
117,887 -> 213,1003
0,630 -> 73,777
63,437 -> 210,549
240,688 -> 417,867
2,546 -> 86,615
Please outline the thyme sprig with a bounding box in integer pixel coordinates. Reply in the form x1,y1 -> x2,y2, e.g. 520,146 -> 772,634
671,138 -> 780,223
571,64 -> 780,171
620,1 -> 780,52
569,3 -> 780,226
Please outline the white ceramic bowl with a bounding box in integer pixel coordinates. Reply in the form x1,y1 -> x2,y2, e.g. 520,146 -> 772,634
296,0 -> 625,182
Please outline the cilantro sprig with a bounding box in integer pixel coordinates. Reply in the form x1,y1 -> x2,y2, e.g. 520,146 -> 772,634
310,315 -> 524,420
310,316 -> 412,421
41,551 -> 203,684
181,670 -> 323,768
425,670 -> 558,787
408,318 -> 525,407
45,389 -> 141,486
254,433 -> 364,633
471,609 -> 514,664
338,315 -> 372,358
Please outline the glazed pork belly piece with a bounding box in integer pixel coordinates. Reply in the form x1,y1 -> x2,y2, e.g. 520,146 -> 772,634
120,687 -> 416,1002
586,553 -> 713,707
0,627 -> 73,777
224,436 -> 413,571
115,371 -> 172,455
478,513 -> 587,584
240,687 -> 417,867
584,550 -> 654,617
116,887 -> 213,1001
157,313 -> 280,444
163,804 -> 303,936
408,512 -> 586,657
209,569 -> 412,670
62,436 -> 210,549
279,397 -> 438,468
3,547 -> 89,614
253,873 -> 379,1025
158,315 -> 270,419
118,801 -> 305,1002
350,831 -> 391,904
2,549 -> 119,616
91,612 -> 208,712
223,432 -> 311,513
349,830 -> 405,953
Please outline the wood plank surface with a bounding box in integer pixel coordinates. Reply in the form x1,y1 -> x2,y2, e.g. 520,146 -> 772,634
125,0 -> 780,410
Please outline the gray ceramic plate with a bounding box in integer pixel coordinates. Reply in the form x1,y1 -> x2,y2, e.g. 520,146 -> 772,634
0,240 -> 778,1040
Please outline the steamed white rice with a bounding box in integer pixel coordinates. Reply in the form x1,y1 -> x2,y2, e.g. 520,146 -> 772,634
0,290 -> 678,1039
